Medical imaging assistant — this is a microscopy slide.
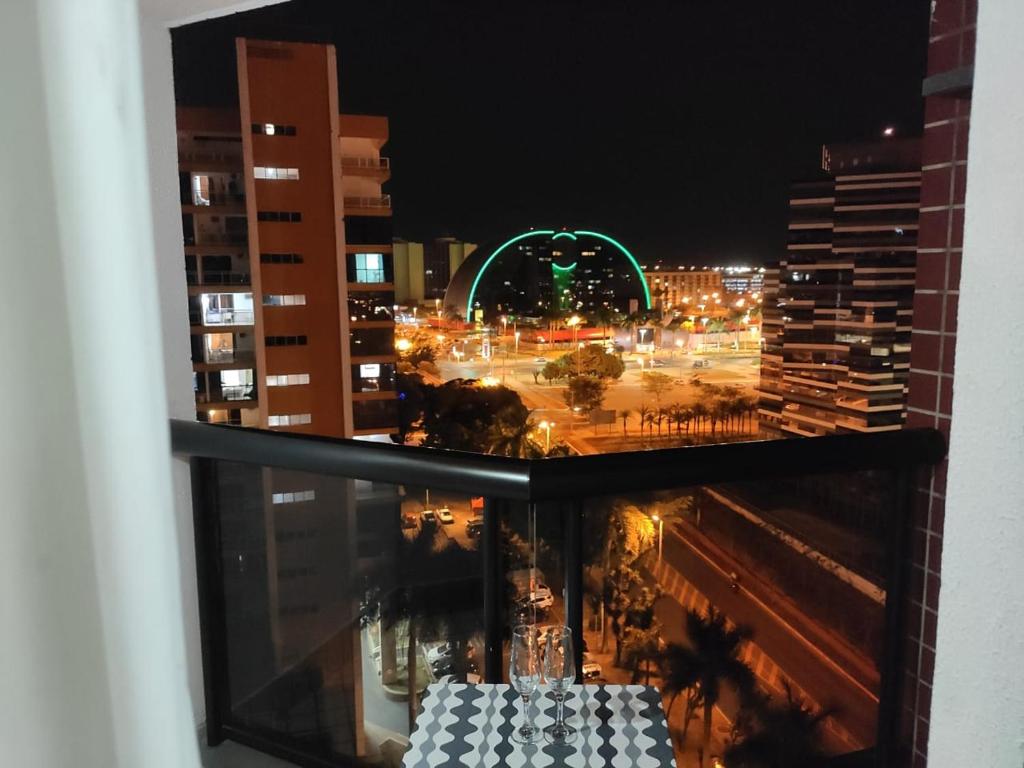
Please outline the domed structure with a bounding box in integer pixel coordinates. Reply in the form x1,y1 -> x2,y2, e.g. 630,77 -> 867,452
444,229 -> 651,321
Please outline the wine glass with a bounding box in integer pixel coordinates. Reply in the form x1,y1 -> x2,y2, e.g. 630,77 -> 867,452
509,624 -> 540,743
542,625 -> 577,745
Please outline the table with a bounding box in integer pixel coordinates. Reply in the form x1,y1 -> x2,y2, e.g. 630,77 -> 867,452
402,683 -> 677,767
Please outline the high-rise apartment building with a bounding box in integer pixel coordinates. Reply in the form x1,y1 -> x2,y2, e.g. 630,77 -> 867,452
392,237 -> 477,306
179,38 -> 397,439
759,138 -> 921,436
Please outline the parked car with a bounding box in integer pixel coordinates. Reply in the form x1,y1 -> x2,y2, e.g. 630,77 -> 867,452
432,658 -> 478,677
692,359 -> 712,368
649,358 -> 667,368
421,508 -> 436,524
466,516 -> 484,537
427,641 -> 474,665
534,356 -> 548,364
436,506 -> 455,525
426,642 -> 454,665
582,655 -> 603,681
518,591 -> 554,611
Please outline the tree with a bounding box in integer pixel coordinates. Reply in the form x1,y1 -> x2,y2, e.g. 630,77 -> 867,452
555,345 -> 625,380
394,372 -> 428,444
643,411 -> 656,438
563,374 -> 607,415
618,409 -> 632,437
487,405 -> 541,458
541,359 -> 568,384
723,682 -> 832,768
691,402 -> 709,440
660,609 -> 755,768
641,371 -> 675,408
637,403 -> 652,440
362,525 -> 479,730
420,379 -> 530,453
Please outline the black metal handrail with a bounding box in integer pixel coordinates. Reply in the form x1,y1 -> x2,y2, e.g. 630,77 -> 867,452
177,418 -> 945,768
171,419 -> 944,501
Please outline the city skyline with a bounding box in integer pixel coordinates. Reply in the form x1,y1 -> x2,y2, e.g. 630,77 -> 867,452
171,0 -> 931,265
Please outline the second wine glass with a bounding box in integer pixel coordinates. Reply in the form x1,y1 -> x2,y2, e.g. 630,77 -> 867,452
542,625 -> 577,745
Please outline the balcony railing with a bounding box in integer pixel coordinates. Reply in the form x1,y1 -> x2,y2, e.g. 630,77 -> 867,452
194,233 -> 249,246
341,156 -> 391,171
197,308 -> 254,327
186,270 -> 252,287
172,420 -> 944,768
344,194 -> 392,210
189,192 -> 246,207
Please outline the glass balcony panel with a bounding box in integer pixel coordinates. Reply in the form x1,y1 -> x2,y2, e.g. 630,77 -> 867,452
204,461 -> 483,764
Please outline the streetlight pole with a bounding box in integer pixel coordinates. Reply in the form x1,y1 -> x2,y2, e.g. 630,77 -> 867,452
539,420 -> 554,452
514,330 -> 521,357
651,513 -> 664,564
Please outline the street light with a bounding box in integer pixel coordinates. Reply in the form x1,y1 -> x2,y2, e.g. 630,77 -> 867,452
538,420 -> 554,452
514,330 -> 521,356
651,513 -> 664,564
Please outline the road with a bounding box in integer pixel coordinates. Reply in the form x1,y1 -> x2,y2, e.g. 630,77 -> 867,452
652,522 -> 878,750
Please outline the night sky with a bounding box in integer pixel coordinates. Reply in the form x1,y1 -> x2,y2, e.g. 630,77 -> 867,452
172,0 -> 931,266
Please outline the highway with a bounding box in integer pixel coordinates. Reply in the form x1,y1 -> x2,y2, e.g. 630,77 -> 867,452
652,522 -> 879,751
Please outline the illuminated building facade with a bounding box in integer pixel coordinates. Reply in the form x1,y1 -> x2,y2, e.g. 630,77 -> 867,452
179,38 -> 397,438
759,138 -> 921,436
645,268 -> 723,311
444,229 -> 651,321
393,237 -> 477,306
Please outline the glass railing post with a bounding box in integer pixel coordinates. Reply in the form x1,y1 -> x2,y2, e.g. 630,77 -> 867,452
876,466 -> 918,767
482,497 -> 504,683
563,500 -> 584,679
189,456 -> 228,747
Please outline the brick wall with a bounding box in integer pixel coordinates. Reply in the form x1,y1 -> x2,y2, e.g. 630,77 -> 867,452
903,0 -> 976,764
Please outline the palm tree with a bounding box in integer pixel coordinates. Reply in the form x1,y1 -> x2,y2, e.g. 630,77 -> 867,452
664,608 -> 754,768
714,399 -> 732,439
637,403 -> 652,440
682,406 -> 695,436
691,402 -> 709,440
655,407 -> 667,437
723,682 -> 833,768
618,409 -> 632,437
487,407 -> 539,457
364,526 -> 480,730
643,412 -> 656,439
660,636 -> 701,747
668,404 -> 685,437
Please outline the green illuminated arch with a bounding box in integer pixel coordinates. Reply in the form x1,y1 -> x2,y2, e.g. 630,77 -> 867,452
465,228 -> 651,317
573,230 -> 653,310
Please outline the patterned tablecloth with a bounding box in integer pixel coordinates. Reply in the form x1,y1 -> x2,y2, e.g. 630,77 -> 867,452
402,683 -> 676,767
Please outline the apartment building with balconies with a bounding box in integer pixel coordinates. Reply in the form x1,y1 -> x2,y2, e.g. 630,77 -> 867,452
759,138 -> 921,437
177,39 -> 397,438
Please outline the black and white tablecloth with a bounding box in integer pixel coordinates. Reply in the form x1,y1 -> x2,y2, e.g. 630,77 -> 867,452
402,683 -> 677,767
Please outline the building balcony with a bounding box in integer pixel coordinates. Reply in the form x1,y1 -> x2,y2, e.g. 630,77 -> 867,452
344,194 -> 392,211
186,271 -> 252,289
190,308 -> 254,328
341,156 -> 391,180
172,420 -> 943,768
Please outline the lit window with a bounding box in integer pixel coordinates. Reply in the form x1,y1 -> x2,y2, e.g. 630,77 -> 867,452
268,413 -> 312,427
263,294 -> 307,306
253,166 -> 300,180
271,490 -> 316,504
266,373 -> 310,387
354,252 -> 386,283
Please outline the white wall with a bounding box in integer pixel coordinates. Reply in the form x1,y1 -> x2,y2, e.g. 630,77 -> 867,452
928,1 -> 1024,765
137,0 -> 289,729
0,0 -> 205,764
